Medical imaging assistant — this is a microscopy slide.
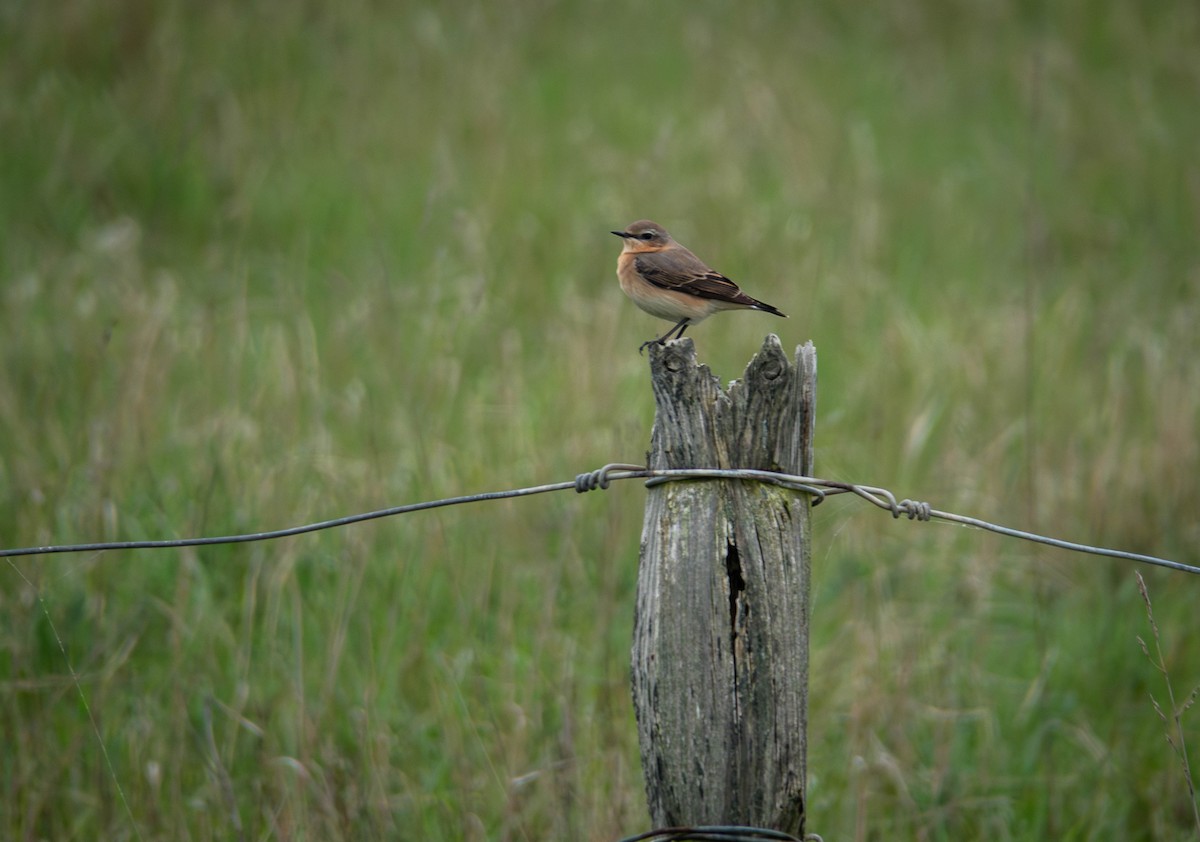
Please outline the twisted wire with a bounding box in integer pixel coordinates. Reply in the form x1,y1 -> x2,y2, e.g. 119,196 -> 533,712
1,463 -> 1195,576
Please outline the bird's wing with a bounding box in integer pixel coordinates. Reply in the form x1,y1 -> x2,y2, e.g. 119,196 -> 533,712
634,251 -> 755,305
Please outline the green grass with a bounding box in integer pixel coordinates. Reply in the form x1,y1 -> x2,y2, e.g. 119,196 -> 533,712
3,1 -> 1199,839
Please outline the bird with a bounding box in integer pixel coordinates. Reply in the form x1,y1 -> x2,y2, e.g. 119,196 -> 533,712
611,219 -> 786,353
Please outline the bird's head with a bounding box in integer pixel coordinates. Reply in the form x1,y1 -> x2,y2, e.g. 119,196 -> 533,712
611,220 -> 673,252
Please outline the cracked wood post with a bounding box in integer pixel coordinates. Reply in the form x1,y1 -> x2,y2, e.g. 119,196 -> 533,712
632,334 -> 816,835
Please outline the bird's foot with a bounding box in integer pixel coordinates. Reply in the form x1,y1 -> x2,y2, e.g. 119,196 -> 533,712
638,338 -> 665,355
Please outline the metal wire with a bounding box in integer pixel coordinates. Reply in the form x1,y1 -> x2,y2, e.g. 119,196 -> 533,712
616,825 -> 808,842
1,463 -> 1195,576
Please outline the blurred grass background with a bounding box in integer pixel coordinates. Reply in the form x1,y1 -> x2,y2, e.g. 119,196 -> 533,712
2,0 -> 1199,839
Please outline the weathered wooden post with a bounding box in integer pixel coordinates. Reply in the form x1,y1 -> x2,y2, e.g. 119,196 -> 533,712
631,334 -> 816,835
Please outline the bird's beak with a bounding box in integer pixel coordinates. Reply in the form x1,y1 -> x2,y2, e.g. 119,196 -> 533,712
611,230 -> 630,238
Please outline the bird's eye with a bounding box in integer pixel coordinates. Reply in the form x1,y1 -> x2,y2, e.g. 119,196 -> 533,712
639,232 -> 654,240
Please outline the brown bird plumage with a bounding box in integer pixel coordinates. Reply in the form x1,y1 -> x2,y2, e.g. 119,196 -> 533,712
612,220 -> 786,353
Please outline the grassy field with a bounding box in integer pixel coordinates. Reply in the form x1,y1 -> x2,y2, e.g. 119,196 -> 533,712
3,1 -> 1199,839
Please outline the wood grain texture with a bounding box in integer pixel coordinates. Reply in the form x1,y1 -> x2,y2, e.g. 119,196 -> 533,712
631,335 -> 816,835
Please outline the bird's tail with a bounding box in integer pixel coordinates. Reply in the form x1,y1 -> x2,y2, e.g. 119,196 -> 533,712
751,299 -> 787,318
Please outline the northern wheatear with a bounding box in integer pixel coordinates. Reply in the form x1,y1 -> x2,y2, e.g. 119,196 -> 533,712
612,220 -> 786,353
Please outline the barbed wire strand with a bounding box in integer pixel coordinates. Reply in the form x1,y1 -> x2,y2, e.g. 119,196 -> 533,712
1,464 -> 1195,576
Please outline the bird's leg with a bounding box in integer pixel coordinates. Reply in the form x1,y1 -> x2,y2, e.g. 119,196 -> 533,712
639,318 -> 691,354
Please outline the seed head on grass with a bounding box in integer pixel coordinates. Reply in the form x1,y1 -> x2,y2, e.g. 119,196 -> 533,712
1136,572 -> 1200,836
